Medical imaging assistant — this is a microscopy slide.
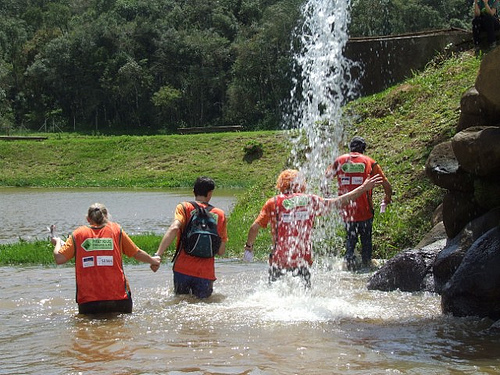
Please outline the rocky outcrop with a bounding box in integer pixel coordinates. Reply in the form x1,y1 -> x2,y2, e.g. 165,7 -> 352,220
441,226 -> 500,320
424,50 -> 500,318
368,48 -> 500,320
433,208 -> 500,294
367,240 -> 445,293
452,126 -> 500,177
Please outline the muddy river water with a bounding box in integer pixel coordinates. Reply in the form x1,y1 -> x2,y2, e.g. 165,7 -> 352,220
0,187 -> 237,244
1,188 -> 500,374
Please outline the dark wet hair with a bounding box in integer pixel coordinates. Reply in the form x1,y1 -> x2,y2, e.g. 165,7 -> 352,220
87,203 -> 109,225
193,176 -> 215,197
349,136 -> 366,153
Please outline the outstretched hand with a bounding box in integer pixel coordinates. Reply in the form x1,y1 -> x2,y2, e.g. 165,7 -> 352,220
363,174 -> 383,190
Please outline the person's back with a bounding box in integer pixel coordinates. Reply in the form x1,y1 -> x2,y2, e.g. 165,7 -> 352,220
51,202 -> 160,314
331,151 -> 377,222
325,137 -> 392,270
265,192 -> 324,269
153,176 -> 228,299
72,221 -> 129,305
172,201 -> 226,282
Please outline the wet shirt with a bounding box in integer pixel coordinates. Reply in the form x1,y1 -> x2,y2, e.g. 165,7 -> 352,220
326,152 -> 388,222
172,201 -> 228,280
58,224 -> 139,260
255,193 -> 328,268
57,222 -> 139,304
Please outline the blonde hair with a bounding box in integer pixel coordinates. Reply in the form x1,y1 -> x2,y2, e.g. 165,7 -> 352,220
87,203 -> 109,225
276,169 -> 306,193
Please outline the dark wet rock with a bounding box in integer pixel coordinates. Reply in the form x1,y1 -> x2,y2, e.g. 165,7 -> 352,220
485,319 -> 500,333
425,141 -> 474,192
457,87 -> 489,131
442,190 -> 485,238
475,47 -> 500,111
457,112 -> 486,132
400,50 -> 500,318
452,126 -> 500,177
367,240 -> 445,293
433,208 -> 500,294
474,178 -> 500,210
460,87 -> 488,115
441,226 -> 500,319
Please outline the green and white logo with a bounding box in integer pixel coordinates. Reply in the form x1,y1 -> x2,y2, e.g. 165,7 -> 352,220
81,238 -> 114,251
341,162 -> 366,173
282,195 -> 311,210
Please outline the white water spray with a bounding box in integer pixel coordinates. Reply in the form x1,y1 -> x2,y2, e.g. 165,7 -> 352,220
286,0 -> 359,192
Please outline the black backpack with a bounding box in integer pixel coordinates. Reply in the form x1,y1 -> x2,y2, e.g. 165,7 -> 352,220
180,201 -> 221,258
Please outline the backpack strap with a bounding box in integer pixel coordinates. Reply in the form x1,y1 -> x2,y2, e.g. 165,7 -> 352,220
171,202 -> 188,263
191,201 -> 214,212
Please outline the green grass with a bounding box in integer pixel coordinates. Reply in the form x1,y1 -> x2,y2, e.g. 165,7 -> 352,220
0,131 -> 288,188
342,51 -> 481,256
0,50 -> 482,265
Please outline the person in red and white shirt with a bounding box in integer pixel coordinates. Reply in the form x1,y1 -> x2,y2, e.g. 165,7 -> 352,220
325,136 -> 392,270
245,169 -> 382,287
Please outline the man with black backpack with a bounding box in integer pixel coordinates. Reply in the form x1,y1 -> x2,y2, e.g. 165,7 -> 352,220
152,176 -> 227,298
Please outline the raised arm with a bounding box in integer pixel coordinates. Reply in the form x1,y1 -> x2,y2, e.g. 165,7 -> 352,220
328,174 -> 383,208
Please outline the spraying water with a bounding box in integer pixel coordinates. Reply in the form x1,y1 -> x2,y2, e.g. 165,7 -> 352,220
286,0 -> 359,191
282,0 -> 361,257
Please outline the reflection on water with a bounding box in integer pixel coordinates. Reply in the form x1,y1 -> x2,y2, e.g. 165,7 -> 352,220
1,261 -> 499,374
0,187 -> 237,244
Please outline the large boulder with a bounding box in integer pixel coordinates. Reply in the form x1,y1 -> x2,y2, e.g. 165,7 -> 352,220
474,178 -> 500,210
416,221 -> 447,249
433,207 -> 500,294
425,141 -> 474,192
457,87 -> 490,131
452,126 -> 500,177
475,47 -> 500,111
442,190 -> 484,238
441,226 -> 500,319
367,240 -> 445,293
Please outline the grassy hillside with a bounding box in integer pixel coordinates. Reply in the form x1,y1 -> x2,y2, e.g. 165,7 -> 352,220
339,50 -> 481,257
229,50 -> 481,260
0,50 -> 482,264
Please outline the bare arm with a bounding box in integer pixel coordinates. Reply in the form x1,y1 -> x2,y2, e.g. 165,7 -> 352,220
134,249 -> 161,271
217,241 -> 226,256
474,0 -> 482,16
244,222 -> 261,252
328,174 -> 383,208
484,0 -> 497,15
475,0 -> 496,16
155,220 -> 182,258
51,237 -> 69,265
382,179 -> 393,204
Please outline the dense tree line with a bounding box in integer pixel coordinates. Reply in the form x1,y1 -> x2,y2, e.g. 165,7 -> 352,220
0,0 -> 471,134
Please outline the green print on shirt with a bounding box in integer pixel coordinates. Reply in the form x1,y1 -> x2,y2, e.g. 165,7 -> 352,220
81,238 -> 114,251
282,195 -> 311,210
341,162 -> 366,173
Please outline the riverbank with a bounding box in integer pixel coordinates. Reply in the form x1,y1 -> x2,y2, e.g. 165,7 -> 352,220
0,131 -> 288,188
0,51 -> 482,264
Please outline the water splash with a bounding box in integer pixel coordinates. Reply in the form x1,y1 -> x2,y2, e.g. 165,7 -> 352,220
285,0 -> 359,192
